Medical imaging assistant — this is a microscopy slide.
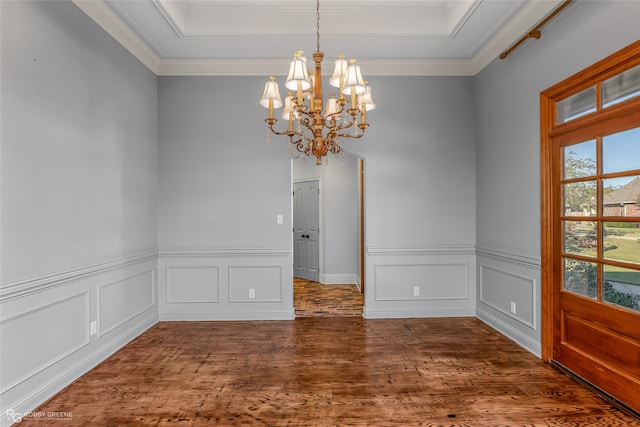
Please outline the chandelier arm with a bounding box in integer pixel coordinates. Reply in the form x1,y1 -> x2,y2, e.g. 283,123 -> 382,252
334,132 -> 366,140
268,124 -> 295,137
331,118 -> 359,132
294,136 -> 314,155
298,115 -> 314,131
323,114 -> 342,128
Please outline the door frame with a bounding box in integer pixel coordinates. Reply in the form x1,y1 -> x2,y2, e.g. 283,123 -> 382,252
540,40 -> 640,361
290,154 -> 366,291
540,42 -> 640,413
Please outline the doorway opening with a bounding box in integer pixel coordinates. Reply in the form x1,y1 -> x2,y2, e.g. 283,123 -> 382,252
292,153 -> 365,316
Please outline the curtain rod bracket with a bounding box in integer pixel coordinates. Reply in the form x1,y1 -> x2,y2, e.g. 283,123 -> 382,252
500,0 -> 572,60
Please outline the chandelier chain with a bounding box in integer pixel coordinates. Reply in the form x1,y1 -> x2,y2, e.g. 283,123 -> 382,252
316,0 -> 320,53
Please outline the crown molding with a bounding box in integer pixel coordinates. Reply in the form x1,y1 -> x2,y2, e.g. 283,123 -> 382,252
71,0 -> 161,74
157,58 -> 476,77
73,0 -> 567,77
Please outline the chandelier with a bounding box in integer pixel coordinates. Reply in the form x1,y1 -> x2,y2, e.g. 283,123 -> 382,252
259,0 -> 375,165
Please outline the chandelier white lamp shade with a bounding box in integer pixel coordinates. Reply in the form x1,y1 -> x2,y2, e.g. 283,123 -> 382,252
259,1 -> 374,165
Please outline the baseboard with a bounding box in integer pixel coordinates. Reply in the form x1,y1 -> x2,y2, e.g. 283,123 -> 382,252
319,273 -> 358,285
476,307 -> 541,357
159,310 -> 295,321
363,308 -> 476,319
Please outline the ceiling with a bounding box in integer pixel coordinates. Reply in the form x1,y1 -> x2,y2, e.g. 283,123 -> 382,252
72,0 -> 568,76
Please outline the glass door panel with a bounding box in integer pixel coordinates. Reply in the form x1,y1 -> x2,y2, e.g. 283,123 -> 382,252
563,181 -> 596,216
562,140 -> 596,178
563,259 -> 597,299
563,221 -> 597,257
603,221 -> 640,264
603,265 -> 640,313
602,128 -> 640,174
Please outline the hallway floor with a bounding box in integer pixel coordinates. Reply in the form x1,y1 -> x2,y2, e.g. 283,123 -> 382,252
293,278 -> 363,317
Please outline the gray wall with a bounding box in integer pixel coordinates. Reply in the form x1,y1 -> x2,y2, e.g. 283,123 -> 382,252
360,76 -> 477,317
157,75 -> 478,320
293,153 -> 360,284
156,76 -> 293,320
0,1 -> 158,422
474,0 -> 640,355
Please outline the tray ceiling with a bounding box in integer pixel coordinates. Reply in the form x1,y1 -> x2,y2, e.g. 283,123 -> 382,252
72,0 -> 568,76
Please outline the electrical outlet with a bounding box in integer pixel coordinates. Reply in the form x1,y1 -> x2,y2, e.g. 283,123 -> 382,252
249,288 -> 256,299
413,286 -> 420,297
510,301 -> 517,314
90,321 -> 97,336
276,214 -> 284,225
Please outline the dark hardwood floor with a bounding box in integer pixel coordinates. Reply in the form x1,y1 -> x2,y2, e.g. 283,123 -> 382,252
21,316 -> 639,426
294,278 -> 363,317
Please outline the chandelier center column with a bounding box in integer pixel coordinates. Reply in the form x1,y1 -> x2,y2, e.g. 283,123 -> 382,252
312,51 -> 324,113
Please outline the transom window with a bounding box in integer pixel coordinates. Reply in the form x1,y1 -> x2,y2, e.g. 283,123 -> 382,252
557,63 -> 640,123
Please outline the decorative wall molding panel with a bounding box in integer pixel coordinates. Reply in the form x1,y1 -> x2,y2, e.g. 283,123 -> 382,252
0,251 -> 158,302
479,265 -> 536,329
166,266 -> 220,303
0,293 -> 90,394
476,248 -> 541,357
0,255 -> 158,424
368,245 -> 476,256
364,245 -> 476,318
228,266 -> 283,303
98,269 -> 156,336
475,246 -> 541,269
374,263 -> 470,301
158,248 -> 293,320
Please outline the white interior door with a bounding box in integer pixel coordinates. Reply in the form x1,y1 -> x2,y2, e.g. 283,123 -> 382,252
293,180 -> 320,282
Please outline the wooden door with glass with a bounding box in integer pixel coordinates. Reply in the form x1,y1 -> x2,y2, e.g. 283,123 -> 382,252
541,41 -> 640,413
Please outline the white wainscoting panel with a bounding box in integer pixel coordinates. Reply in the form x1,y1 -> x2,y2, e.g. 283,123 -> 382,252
479,265 -> 535,328
476,247 -> 541,356
166,266 -> 220,303
99,269 -> 156,336
158,249 -> 293,320
229,266 -> 282,302
0,293 -> 90,393
0,253 -> 158,427
374,263 -> 469,301
364,245 -> 476,318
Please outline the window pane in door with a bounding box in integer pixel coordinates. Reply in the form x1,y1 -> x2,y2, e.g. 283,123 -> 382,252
564,221 -> 597,257
602,127 -> 640,174
564,258 -> 597,299
563,181 -> 597,216
603,222 -> 640,264
602,64 -> 640,108
603,265 -> 640,313
603,176 -> 640,217
557,86 -> 596,123
563,140 -> 596,179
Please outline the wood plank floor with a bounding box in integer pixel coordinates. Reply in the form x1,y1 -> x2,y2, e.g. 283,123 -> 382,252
294,278 -> 363,317
21,317 -> 639,426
